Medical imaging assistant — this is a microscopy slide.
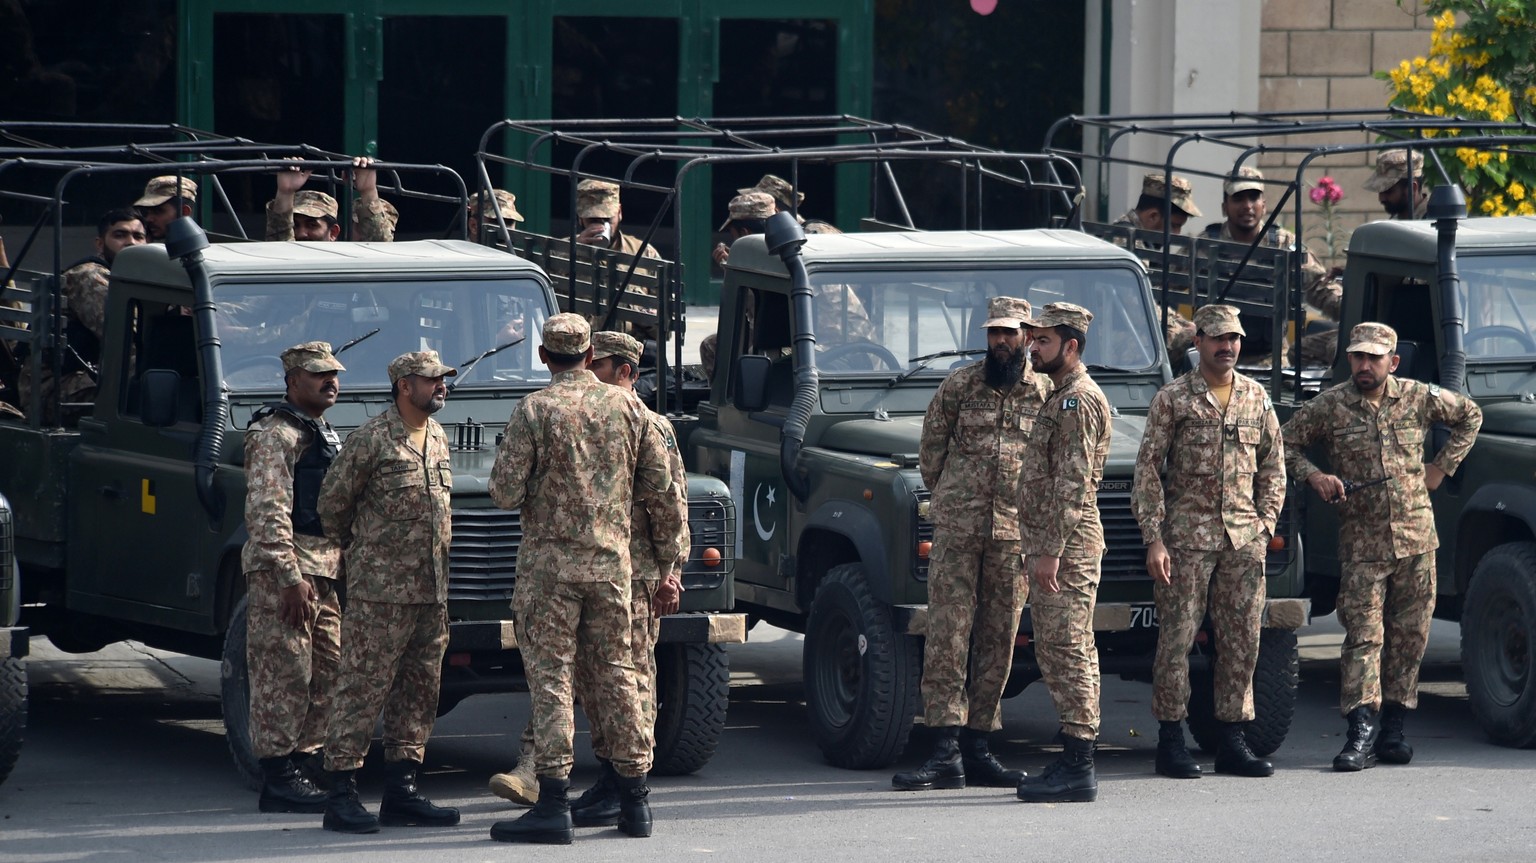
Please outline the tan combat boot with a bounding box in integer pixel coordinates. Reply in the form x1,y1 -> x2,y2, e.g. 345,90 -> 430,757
488,741 -> 539,806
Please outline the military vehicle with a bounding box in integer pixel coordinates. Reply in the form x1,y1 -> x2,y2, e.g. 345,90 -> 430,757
478,117 -> 1309,768
1049,112 -> 1536,748
0,139 -> 743,786
0,491 -> 25,787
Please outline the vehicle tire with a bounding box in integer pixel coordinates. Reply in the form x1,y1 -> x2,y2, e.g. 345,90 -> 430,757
1187,628 -> 1299,757
220,596 -> 262,790
0,655 -> 25,786
802,564 -> 920,769
651,642 -> 729,776
1461,542 -> 1536,748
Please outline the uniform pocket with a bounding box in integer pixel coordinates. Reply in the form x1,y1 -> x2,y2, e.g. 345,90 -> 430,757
1183,422 -> 1221,475
1233,424 -> 1262,473
375,460 -> 426,520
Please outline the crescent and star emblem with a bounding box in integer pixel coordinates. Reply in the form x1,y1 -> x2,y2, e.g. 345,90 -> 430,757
753,482 -> 778,541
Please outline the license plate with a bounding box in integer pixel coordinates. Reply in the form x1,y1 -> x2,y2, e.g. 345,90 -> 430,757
1129,604 -> 1159,629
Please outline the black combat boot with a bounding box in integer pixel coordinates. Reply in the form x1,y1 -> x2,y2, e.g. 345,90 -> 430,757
615,773 -> 653,838
293,749 -> 327,789
1154,721 -> 1202,779
571,758 -> 621,827
1376,702 -> 1414,765
1016,735 -> 1097,803
322,770 -> 381,834
378,759 -> 460,827
257,755 -> 328,813
490,776 -> 574,845
959,727 -> 1024,787
1333,706 -> 1380,772
1213,722 -> 1274,777
891,727 -> 965,790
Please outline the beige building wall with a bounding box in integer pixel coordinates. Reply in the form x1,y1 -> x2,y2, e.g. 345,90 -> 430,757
1260,0 -> 1434,264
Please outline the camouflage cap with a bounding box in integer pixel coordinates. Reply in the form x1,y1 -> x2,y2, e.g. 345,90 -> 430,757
1345,322 -> 1398,355
1193,304 -> 1246,337
134,175 -> 199,207
1026,301 -> 1094,332
543,312 -> 592,355
470,188 -> 525,223
1224,166 -> 1266,197
980,296 -> 1033,329
576,179 -> 621,219
802,220 -> 843,235
293,190 -> 339,220
357,197 -> 400,231
387,350 -> 457,384
591,330 -> 643,366
739,174 -> 805,211
1141,172 -> 1203,218
718,191 -> 777,231
1363,149 -> 1425,192
280,341 -> 346,374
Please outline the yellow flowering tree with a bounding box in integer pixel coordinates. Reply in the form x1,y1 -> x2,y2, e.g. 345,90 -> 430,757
1381,2 -> 1536,215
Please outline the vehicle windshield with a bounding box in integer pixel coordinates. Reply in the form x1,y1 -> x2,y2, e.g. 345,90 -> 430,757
1461,255 -> 1536,361
807,265 -> 1159,376
216,277 -> 552,392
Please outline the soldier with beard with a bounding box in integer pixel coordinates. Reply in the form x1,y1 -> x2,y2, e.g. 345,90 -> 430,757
893,297 -> 1047,792
315,351 -> 460,834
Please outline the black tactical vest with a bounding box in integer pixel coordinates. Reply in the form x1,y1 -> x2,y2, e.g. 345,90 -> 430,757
251,401 -> 340,536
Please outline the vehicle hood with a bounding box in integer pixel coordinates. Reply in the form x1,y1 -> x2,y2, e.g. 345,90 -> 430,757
810,411 -> 1147,467
1477,400 -> 1536,438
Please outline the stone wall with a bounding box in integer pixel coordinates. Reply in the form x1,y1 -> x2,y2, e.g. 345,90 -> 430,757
1259,0 -> 1432,265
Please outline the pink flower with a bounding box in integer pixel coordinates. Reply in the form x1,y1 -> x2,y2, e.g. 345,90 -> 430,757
1310,186 -> 1327,204
1310,176 -> 1344,205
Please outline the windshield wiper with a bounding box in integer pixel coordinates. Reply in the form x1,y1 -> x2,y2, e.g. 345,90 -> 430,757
334,328 -> 380,356
886,348 -> 985,389
447,337 -> 526,393
1087,363 -> 1137,375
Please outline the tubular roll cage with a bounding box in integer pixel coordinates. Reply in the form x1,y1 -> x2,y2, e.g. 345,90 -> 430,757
0,121 -> 471,427
1040,109 -> 1536,395
474,114 -> 1088,412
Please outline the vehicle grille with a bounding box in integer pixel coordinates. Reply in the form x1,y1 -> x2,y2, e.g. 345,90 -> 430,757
1097,479 -> 1145,580
448,508 -> 520,602
684,496 -> 734,591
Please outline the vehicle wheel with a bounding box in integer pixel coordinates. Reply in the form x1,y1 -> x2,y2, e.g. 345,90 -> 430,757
1462,542 -> 1536,748
802,563 -> 920,769
220,596 -> 262,790
651,642 -> 729,776
1187,628 -> 1299,756
0,655 -> 25,786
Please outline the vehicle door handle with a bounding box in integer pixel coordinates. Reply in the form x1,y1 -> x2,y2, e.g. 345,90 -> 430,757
99,484 -> 121,500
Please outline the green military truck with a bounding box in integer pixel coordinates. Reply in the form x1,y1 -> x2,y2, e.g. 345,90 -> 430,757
477,117 -> 1310,769
0,491 -> 25,787
1046,112 -> 1536,748
0,151 -> 743,785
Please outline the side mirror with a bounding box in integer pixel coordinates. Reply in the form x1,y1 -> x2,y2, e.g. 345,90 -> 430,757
732,354 -> 772,412
1185,346 -> 1199,373
140,369 -> 181,427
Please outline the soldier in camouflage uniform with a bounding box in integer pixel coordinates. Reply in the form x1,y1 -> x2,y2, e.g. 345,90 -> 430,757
1132,306 -> 1285,780
16,209 -> 146,424
1114,173 -> 1202,361
488,314 -> 685,845
315,351 -> 460,833
266,157 -> 395,242
487,331 -> 690,816
468,188 -> 525,244
1365,149 -> 1429,221
1014,302 -> 1112,805
1282,323 -> 1481,771
242,342 -> 346,813
891,297 -> 1045,792
573,179 -> 662,341
134,175 -> 196,243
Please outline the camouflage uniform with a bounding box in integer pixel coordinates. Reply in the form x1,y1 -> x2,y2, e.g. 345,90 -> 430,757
241,344 -> 346,760
1282,324 -> 1481,714
1364,149 -> 1430,222
266,190 -> 394,243
1018,309 -> 1112,741
1133,313 -> 1286,723
1112,209 -> 1197,358
489,314 -> 684,780
575,179 -> 662,341
318,356 -> 456,772
916,297 -> 1046,732
17,258 -> 110,424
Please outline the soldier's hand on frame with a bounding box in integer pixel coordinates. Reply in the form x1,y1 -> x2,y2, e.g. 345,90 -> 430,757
278,579 -> 316,630
653,573 -> 683,617
1307,471 -> 1347,504
1146,540 -> 1172,585
1031,555 -> 1062,595
1424,463 -> 1447,492
276,157 -> 311,194
350,156 -> 378,198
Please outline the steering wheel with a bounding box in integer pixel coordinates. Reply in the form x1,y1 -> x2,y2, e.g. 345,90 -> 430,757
816,341 -> 903,371
1464,325 -> 1536,355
